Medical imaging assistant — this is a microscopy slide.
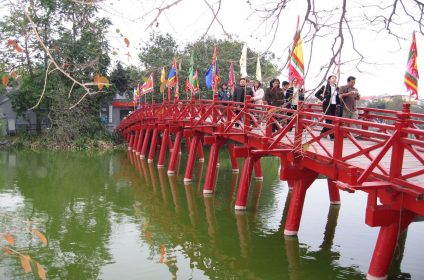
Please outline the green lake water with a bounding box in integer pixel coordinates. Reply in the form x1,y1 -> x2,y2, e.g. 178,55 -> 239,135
0,149 -> 423,279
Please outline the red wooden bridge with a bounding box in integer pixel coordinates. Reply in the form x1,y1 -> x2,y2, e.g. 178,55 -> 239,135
117,95 -> 424,280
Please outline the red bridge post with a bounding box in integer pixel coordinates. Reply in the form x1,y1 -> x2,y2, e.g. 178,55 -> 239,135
167,129 -> 183,175
228,144 -> 239,172
135,129 -> 144,156
148,126 -> 159,163
235,155 -> 256,210
132,128 -> 139,153
157,128 -> 169,168
140,126 -> 151,159
254,159 -> 263,180
128,132 -> 134,151
203,137 -> 224,194
284,169 -> 318,235
184,133 -> 201,182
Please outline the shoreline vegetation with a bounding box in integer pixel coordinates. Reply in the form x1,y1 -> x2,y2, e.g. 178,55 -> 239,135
0,132 -> 125,151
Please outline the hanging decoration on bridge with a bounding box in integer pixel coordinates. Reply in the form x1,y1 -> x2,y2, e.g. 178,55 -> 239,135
167,58 -> 179,100
192,70 -> 200,95
288,16 -> 305,86
405,31 -> 419,100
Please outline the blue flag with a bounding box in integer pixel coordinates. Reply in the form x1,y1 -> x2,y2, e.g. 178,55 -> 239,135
205,65 -> 213,89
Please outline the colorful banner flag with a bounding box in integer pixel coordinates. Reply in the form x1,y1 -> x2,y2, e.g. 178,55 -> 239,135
167,58 -> 179,100
142,73 -> 154,94
192,69 -> 200,94
256,55 -> 262,82
405,31 -> 419,100
240,43 -> 248,78
212,47 -> 220,93
185,77 -> 191,93
205,65 -> 213,89
228,62 -> 236,93
288,16 -> 305,85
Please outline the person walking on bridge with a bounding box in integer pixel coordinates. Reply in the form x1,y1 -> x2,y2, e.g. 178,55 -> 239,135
315,75 -> 341,140
339,76 -> 360,119
233,77 -> 253,103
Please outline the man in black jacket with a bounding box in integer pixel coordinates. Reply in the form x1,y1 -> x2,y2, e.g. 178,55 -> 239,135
233,77 -> 253,102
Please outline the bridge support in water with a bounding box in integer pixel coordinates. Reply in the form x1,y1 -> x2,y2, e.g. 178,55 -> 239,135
203,136 -> 225,194
140,127 -> 151,159
157,128 -> 169,168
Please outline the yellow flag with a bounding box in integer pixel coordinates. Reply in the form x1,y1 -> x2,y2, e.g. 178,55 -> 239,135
160,67 -> 166,93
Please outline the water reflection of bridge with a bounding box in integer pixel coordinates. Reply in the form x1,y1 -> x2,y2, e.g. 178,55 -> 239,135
116,152 -> 377,279
118,97 -> 424,280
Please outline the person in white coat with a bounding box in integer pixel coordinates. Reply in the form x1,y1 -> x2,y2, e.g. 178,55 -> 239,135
252,80 -> 264,105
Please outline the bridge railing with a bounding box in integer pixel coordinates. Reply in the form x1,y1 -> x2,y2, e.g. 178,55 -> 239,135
117,98 -> 424,195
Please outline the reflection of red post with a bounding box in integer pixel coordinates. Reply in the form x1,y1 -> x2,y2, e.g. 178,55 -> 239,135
284,169 -> 318,235
228,144 -> 239,173
203,142 -> 221,194
235,211 -> 250,258
140,128 -> 151,159
135,129 -> 144,155
284,236 -> 301,280
253,158 -> 263,180
167,130 -> 182,175
184,134 -> 200,182
148,128 -> 159,163
157,128 -> 169,168
235,156 -> 255,210
157,168 -> 169,202
148,160 -> 158,193
251,180 -> 263,211
327,179 -> 341,205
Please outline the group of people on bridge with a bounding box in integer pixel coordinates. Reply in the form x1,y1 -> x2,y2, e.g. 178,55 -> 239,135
218,75 -> 361,138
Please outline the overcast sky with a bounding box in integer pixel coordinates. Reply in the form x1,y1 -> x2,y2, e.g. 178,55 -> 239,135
100,0 -> 422,98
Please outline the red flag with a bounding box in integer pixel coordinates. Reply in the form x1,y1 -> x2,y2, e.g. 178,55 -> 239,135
228,62 -> 236,93
185,77 -> 192,93
405,32 -> 419,100
141,73 -> 154,94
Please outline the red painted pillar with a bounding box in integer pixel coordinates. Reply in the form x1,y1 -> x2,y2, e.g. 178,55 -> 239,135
132,129 -> 139,152
235,156 -> 255,210
367,210 -> 415,280
157,128 -> 169,168
228,144 -> 239,173
284,170 -> 318,235
168,134 -> 173,152
167,130 -> 182,175
184,135 -> 199,182
147,128 -> 159,163
128,133 -> 134,151
140,128 -> 151,159
203,143 -> 220,194
367,223 -> 402,280
254,158 -> 263,180
197,140 -> 205,162
287,179 -> 295,191
327,178 -> 341,205
135,129 -> 144,155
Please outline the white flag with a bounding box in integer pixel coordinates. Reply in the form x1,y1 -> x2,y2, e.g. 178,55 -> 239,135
240,43 -> 248,78
256,55 -> 262,82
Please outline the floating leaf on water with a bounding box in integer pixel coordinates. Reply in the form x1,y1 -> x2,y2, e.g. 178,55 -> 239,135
19,255 -> 31,273
3,233 -> 14,246
32,229 -> 48,246
36,262 -> 46,280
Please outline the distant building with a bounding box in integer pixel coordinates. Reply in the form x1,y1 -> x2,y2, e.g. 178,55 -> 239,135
0,93 -> 48,135
102,92 -> 134,132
